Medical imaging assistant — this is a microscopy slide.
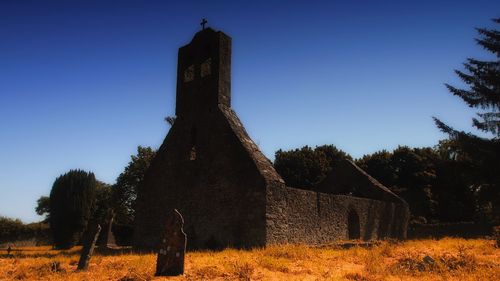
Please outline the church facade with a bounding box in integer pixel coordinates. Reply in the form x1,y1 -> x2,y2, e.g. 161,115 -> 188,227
133,28 -> 409,249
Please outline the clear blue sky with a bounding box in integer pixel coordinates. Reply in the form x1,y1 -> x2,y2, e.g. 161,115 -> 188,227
1,0 -> 498,223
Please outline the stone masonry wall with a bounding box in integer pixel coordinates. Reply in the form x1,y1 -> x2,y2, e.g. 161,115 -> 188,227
266,184 -> 410,244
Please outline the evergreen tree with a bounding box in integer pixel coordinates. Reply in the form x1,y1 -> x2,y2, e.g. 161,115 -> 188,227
433,18 -> 500,224
436,18 -> 499,136
49,170 -> 97,249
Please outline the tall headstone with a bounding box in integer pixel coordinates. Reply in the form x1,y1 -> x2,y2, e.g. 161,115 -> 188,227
77,224 -> 101,270
155,209 -> 187,276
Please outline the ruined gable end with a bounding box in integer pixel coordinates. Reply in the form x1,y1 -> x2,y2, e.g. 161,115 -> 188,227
133,28 -> 280,250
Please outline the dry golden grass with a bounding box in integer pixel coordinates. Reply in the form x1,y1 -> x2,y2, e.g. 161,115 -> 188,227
0,238 -> 498,280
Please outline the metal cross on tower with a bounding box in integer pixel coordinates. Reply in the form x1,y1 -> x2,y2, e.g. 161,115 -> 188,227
200,18 -> 207,30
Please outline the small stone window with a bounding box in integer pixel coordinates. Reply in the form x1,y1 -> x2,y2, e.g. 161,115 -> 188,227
200,58 -> 211,78
184,65 -> 194,82
189,126 -> 197,161
189,146 -> 197,161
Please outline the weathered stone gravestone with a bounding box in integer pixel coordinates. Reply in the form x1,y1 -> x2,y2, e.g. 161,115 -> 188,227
77,224 -> 101,270
98,209 -> 117,249
155,209 -> 187,276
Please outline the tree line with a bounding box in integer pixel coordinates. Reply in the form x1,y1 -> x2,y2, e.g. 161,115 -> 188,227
275,143 -> 494,225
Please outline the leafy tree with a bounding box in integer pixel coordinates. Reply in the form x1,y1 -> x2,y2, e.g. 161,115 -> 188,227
0,216 -> 25,243
357,143 -> 491,223
49,170 -> 98,249
274,145 -> 351,189
391,146 -> 438,221
0,216 -> 51,244
433,140 -> 477,222
315,145 -> 353,170
356,150 -> 396,187
35,196 -> 51,222
112,146 -> 156,226
92,181 -> 113,223
433,18 -> 500,224
357,147 -> 439,221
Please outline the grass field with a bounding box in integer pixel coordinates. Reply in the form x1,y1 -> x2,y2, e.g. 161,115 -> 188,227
0,238 -> 498,280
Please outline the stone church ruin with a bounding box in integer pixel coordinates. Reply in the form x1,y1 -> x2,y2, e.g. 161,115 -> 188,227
134,27 -> 410,249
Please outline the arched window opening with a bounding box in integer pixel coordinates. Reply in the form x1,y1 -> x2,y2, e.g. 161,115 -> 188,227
348,208 -> 360,240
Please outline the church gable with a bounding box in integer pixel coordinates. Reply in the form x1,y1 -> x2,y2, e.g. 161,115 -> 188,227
219,105 -> 285,186
316,159 -> 406,204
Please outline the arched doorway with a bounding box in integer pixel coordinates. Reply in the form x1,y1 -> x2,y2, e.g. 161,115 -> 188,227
348,208 -> 360,239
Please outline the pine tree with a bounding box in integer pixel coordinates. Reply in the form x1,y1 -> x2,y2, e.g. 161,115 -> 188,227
433,18 -> 500,224
434,18 -> 500,136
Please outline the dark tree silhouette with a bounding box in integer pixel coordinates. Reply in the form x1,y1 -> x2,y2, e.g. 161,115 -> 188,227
35,196 -> 50,222
92,181 -> 113,223
49,170 -> 97,249
435,18 -> 500,136
356,150 -> 396,187
357,146 -> 439,222
112,146 -> 156,226
274,145 -> 351,189
433,140 -> 477,222
433,18 -> 500,224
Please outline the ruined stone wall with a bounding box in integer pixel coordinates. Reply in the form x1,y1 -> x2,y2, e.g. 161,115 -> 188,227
265,184 -> 410,244
134,29 -> 286,250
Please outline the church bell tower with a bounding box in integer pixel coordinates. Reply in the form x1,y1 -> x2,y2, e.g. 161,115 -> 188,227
175,28 -> 232,119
